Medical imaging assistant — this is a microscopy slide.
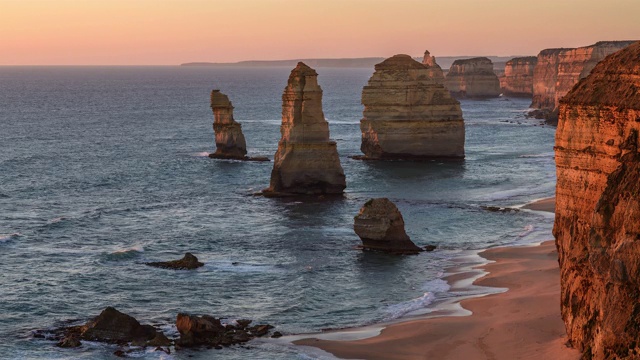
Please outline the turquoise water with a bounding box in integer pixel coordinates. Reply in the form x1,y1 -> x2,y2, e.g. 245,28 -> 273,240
0,66 -> 555,359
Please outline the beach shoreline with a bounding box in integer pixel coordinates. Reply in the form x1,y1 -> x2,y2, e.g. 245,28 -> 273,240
293,197 -> 579,359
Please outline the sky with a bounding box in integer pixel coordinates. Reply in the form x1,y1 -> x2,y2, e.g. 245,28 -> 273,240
1,0 -> 639,65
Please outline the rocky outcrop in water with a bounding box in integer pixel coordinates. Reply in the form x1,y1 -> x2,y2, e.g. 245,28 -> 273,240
531,41 -> 635,123
264,62 -> 346,196
175,313 -> 274,348
554,41 -> 640,359
146,253 -> 204,270
445,57 -> 501,98
358,53 -> 464,160
353,198 -> 422,254
500,56 -> 537,97
209,90 -> 247,159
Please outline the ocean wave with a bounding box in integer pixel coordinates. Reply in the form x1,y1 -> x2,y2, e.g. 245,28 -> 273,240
0,233 -> 21,242
384,292 -> 436,320
421,278 -> 451,293
102,245 -> 145,261
518,224 -> 535,237
193,151 -> 210,157
519,152 -> 555,158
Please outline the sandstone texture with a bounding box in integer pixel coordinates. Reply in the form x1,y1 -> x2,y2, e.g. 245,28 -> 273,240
209,90 -> 247,160
501,56 -> 537,97
265,62 -> 346,196
353,198 -> 422,254
531,41 -> 635,122
146,252 -> 204,270
359,54 -> 464,160
554,41 -> 640,359
445,57 -> 501,98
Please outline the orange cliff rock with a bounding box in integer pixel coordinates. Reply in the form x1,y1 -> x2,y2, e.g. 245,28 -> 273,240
264,62 -> 346,196
359,53 -> 464,160
554,41 -> 640,359
444,57 -> 500,98
209,90 -> 247,159
500,56 -> 537,97
531,41 -> 636,123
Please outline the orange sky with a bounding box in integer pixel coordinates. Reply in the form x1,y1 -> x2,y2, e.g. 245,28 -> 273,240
1,0 -> 639,65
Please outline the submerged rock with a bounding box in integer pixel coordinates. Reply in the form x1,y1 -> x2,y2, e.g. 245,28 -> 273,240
445,57 -> 500,98
359,53 -> 465,160
264,62 -> 346,196
145,253 -> 204,270
554,40 -> 640,359
353,198 -> 422,254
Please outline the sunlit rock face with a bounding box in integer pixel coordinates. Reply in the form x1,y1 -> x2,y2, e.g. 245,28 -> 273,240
359,53 -> 464,160
209,90 -> 247,159
531,41 -> 636,122
265,62 -> 346,196
444,57 -> 500,98
501,56 -> 537,97
554,41 -> 640,359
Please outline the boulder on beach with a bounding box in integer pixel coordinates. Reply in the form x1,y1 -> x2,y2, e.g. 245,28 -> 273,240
145,253 -> 204,270
353,198 -> 422,254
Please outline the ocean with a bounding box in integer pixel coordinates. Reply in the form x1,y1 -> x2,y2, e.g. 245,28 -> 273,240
0,66 -> 556,359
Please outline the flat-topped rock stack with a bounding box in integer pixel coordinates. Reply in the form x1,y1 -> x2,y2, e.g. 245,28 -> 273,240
530,41 -> 636,123
209,90 -> 247,160
264,62 -> 346,196
554,41 -> 640,359
358,53 -> 464,160
500,56 -> 537,97
445,57 -> 501,98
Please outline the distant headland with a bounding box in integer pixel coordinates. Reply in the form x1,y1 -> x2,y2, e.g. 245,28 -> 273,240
180,56 -> 516,71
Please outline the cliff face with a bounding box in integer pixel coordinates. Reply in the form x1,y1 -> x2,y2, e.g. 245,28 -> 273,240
444,57 -> 501,98
531,41 -> 635,121
265,62 -> 346,196
209,90 -> 247,159
554,41 -> 640,359
501,56 -> 537,97
359,53 -> 464,159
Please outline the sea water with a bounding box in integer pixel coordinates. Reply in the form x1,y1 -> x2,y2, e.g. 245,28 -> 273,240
0,66 -> 556,359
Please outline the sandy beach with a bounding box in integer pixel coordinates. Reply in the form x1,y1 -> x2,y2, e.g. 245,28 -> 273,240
296,210 -> 580,359
521,197 -> 556,213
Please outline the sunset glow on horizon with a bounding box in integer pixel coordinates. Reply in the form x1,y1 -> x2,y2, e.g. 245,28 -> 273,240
1,0 -> 639,65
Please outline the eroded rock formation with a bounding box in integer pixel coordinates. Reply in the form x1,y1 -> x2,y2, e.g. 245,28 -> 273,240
354,198 -> 422,254
264,62 -> 346,196
554,41 -> 640,359
501,56 -> 537,97
531,41 -> 635,123
445,57 -> 501,98
359,54 -> 464,159
175,313 -> 274,348
209,90 -> 247,159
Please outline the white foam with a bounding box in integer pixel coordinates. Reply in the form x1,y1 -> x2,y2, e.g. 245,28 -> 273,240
384,292 -> 436,320
113,244 -> 145,254
421,278 -> 451,293
193,151 -> 210,157
518,224 -> 535,237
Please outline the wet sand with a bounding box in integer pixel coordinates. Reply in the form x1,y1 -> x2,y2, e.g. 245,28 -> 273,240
522,197 -> 555,213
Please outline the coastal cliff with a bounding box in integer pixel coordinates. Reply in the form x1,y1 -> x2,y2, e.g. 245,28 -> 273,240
359,53 -> 464,159
554,41 -> 640,359
531,41 -> 635,122
501,56 -> 537,97
209,90 -> 247,159
445,57 -> 500,98
265,62 -> 346,196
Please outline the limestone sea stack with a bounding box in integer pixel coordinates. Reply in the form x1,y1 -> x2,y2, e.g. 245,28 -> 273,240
209,90 -> 247,159
530,41 -> 635,123
554,41 -> 640,359
353,198 -> 422,254
500,56 -> 537,97
359,53 -> 464,160
264,62 -> 346,196
444,57 -> 501,98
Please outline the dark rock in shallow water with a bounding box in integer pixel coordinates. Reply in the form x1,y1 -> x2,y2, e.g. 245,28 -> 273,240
56,334 -> 81,348
80,307 -> 158,344
175,313 -> 274,348
145,253 -> 204,270
424,245 -> 437,252
353,198 -> 423,254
